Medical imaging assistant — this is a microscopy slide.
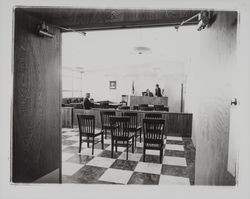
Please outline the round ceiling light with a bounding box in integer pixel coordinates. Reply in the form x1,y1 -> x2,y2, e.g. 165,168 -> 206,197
133,46 -> 151,55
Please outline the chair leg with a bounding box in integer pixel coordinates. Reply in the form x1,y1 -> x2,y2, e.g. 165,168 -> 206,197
134,133 -> 137,147
92,138 -> 94,155
143,148 -> 145,162
115,140 -> 117,152
87,136 -> 89,148
140,129 -> 142,143
111,139 -> 114,158
79,137 -> 82,153
105,129 -> 107,139
160,149 -> 163,164
126,141 -> 129,160
101,133 -> 104,149
132,138 -> 134,153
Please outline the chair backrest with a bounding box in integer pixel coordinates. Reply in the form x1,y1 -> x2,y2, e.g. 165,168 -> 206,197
100,111 -> 116,127
123,112 -> 138,128
163,107 -> 169,112
133,105 -> 139,110
77,114 -> 95,136
100,101 -> 109,109
110,116 -> 130,138
154,105 -> 164,111
139,104 -> 148,109
143,118 -> 165,142
119,106 -> 130,110
140,107 -> 154,111
145,113 -> 162,119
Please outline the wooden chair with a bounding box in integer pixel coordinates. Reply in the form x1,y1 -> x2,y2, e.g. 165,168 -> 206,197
133,105 -> 139,110
140,107 -> 154,111
100,111 -> 116,139
139,104 -> 148,107
139,104 -> 148,110
142,118 -> 165,163
163,106 -> 169,112
123,112 -> 142,145
119,106 -> 130,110
110,116 -> 135,160
154,105 -> 164,111
145,113 -> 163,119
77,115 -> 104,155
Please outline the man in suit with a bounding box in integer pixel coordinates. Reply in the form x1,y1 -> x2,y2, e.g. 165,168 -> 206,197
144,89 -> 153,97
84,93 -> 94,109
155,84 -> 162,97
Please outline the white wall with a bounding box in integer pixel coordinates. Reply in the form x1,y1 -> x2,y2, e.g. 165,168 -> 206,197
82,73 -> 133,103
62,24 -> 200,112
62,68 -> 83,97
81,62 -> 186,112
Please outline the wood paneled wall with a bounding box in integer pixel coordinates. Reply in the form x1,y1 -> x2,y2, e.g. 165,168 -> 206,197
188,12 -> 237,185
61,107 -> 73,128
13,10 -> 61,182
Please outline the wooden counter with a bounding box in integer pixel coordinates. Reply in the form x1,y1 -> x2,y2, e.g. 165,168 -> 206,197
61,107 -> 73,128
65,108 -> 192,137
130,96 -> 168,108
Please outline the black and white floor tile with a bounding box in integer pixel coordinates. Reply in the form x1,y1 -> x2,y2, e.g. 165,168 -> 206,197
61,128 -> 196,185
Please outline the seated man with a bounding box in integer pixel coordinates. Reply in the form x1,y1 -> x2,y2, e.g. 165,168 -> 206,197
144,89 -> 153,97
83,93 -> 94,109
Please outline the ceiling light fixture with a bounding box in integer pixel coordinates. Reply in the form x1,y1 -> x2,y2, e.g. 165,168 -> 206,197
134,46 -> 151,55
175,13 -> 200,31
175,11 -> 216,31
57,26 -> 87,36
37,22 -> 86,38
37,22 -> 54,38
197,11 -> 216,31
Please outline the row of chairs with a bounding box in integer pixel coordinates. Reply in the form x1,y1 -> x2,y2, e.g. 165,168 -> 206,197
119,105 -> 169,112
136,104 -> 169,112
77,112 -> 165,163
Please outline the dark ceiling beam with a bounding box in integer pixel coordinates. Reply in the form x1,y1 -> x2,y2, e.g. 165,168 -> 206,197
20,8 -> 200,31
62,22 -> 199,32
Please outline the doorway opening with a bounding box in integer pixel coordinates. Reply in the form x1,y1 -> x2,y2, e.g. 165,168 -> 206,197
61,26 -> 198,184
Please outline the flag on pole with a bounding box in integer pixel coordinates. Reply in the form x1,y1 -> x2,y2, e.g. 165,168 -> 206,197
132,81 -> 135,95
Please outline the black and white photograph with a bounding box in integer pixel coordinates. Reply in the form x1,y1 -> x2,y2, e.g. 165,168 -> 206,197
0,0 -> 250,199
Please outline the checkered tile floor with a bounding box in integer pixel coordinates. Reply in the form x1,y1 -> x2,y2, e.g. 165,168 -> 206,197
61,128 -> 196,185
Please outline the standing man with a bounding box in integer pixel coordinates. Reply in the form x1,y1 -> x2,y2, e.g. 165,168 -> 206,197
155,84 -> 162,97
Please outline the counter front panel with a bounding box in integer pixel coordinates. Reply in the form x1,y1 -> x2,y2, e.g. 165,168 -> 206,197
130,96 -> 168,108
